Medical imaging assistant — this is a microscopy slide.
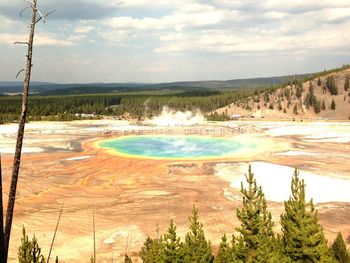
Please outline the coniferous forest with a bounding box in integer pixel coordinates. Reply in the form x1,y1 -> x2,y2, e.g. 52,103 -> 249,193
0,88 -> 256,124
17,167 -> 350,263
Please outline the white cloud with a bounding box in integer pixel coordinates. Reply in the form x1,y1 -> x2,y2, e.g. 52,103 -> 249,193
1,0 -> 350,82
0,33 -> 81,46
75,25 -> 95,34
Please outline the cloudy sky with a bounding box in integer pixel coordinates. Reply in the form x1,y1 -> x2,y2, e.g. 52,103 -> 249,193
0,0 -> 349,83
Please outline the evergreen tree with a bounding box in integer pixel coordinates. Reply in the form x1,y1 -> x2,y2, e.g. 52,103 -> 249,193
216,234 -> 242,263
161,219 -> 183,263
314,100 -> 321,114
344,76 -> 349,91
183,205 -> 214,263
331,99 -> 336,110
139,236 -> 163,263
18,227 -> 32,263
296,83 -> 303,98
235,165 -> 280,262
18,227 -> 45,263
293,104 -> 298,115
331,232 -> 350,263
31,236 -> 45,263
124,254 -> 133,263
326,76 -> 339,95
281,169 -> 331,262
317,78 -> 322,86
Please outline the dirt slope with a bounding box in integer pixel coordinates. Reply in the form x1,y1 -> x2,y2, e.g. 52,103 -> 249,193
217,68 -> 350,120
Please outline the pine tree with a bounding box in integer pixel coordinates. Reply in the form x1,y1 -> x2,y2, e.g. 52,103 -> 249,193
314,99 -> 321,114
216,234 -> 242,263
331,99 -> 336,110
235,165 -> 280,262
139,236 -> 163,263
331,232 -> 350,263
344,76 -> 349,91
293,104 -> 298,115
124,254 -> 133,263
161,219 -> 183,263
18,227 -> 32,263
296,83 -> 303,98
18,227 -> 45,263
326,76 -> 339,95
183,205 -> 214,263
31,236 -> 45,263
281,169 -> 331,262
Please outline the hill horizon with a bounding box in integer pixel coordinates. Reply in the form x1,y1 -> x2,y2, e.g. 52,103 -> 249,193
0,69 -> 326,94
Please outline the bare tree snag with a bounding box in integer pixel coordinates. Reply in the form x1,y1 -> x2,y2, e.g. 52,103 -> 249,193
3,0 -> 53,260
93,204 -> 96,263
47,203 -> 64,263
0,0 -> 54,260
3,0 -> 37,259
0,154 -> 5,262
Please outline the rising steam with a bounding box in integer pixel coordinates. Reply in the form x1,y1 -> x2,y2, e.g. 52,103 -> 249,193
147,106 -> 206,126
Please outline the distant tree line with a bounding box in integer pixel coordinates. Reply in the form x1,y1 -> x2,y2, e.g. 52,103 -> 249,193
0,88 -> 263,124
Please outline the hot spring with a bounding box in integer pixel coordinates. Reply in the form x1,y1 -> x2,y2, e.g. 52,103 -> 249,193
97,135 -> 262,159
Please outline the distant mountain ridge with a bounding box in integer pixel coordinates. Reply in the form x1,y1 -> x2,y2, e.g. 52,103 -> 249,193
0,73 -> 313,95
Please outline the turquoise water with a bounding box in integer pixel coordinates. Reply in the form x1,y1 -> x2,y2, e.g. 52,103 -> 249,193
98,135 -> 258,159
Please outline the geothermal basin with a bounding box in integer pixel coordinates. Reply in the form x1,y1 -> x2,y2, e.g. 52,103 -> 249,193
0,119 -> 350,262
97,135 -> 262,159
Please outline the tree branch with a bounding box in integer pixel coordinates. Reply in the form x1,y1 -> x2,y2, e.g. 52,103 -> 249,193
23,0 -> 33,6
35,9 -> 55,24
20,6 -> 31,19
15,69 -> 25,79
14,41 -> 29,45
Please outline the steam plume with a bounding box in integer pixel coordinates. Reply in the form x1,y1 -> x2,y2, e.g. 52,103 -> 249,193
148,106 -> 206,126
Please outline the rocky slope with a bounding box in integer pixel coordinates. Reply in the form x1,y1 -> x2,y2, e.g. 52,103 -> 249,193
217,67 -> 350,120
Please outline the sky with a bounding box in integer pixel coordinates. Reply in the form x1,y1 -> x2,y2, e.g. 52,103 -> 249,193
0,0 -> 350,83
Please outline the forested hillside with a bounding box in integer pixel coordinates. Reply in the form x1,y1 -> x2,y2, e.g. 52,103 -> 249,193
216,65 -> 350,120
0,89 -> 253,124
1,66 -> 349,124
0,73 -> 311,95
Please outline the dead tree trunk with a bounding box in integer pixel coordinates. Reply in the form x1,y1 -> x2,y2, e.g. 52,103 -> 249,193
4,1 -> 37,260
0,154 -> 5,262
93,205 -> 96,263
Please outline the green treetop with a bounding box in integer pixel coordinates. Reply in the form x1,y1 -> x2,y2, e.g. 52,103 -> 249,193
18,226 -> 46,263
331,232 -> 350,263
161,219 -> 183,263
280,169 -> 331,262
183,205 -> 214,263
139,236 -> 163,263
235,165 -> 281,262
216,234 -> 242,263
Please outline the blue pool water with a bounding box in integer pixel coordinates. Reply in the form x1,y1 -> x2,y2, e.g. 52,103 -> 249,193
98,135 -> 258,159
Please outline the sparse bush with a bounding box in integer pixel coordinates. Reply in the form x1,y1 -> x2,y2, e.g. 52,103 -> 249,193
345,76 -> 349,91
326,76 -> 338,95
331,99 -> 336,110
